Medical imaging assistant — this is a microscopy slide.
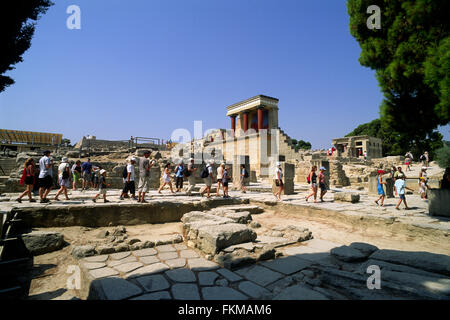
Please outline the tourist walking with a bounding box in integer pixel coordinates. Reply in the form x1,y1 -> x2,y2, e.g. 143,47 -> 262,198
318,166 -> 328,202
404,151 -> 413,171
239,164 -> 248,193
420,151 -> 429,167
120,157 -> 138,200
71,160 -> 82,190
174,160 -> 185,192
393,166 -> 406,196
38,150 -> 53,203
81,158 -> 93,190
54,157 -> 71,201
16,158 -> 36,203
374,170 -> 386,206
418,177 -> 429,200
200,160 -> 214,198
274,162 -> 284,201
306,166 -> 318,203
186,158 -> 197,195
158,163 -> 175,194
92,165 -> 101,189
395,176 -> 414,210
138,151 -> 154,203
93,169 -> 110,203
216,162 -> 225,197
222,165 -> 230,198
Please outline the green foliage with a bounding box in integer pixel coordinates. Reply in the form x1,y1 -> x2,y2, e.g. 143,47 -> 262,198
347,0 -> 449,150
61,138 -> 71,146
435,145 -> 450,168
294,140 -> 312,151
346,118 -> 443,157
0,1 -> 54,92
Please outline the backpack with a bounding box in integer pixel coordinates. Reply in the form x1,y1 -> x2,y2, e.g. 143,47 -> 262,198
184,167 -> 190,177
122,166 -> 128,179
62,169 -> 69,180
420,155 -> 426,161
200,166 -> 209,178
243,168 -> 249,178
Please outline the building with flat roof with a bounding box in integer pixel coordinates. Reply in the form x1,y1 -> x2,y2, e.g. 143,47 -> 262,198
332,135 -> 382,159
0,129 -> 63,152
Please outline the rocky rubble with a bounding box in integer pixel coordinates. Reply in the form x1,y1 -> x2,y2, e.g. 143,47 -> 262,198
181,205 -> 313,270
71,226 -> 184,259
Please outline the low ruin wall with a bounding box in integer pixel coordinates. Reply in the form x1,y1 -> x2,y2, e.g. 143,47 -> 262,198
12,198 -> 249,228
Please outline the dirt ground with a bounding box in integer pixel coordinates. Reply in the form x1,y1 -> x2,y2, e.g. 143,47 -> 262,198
25,209 -> 449,300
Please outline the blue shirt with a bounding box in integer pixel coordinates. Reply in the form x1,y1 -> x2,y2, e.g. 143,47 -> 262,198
176,165 -> 184,178
82,162 -> 92,174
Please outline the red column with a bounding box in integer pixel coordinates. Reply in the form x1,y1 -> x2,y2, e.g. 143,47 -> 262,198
231,116 -> 236,131
243,112 -> 248,133
257,108 -> 263,131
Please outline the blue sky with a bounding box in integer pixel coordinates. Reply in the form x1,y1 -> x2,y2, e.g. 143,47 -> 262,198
0,0 -> 448,149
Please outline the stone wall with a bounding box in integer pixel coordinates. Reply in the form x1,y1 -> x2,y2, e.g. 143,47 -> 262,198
428,189 -> 450,217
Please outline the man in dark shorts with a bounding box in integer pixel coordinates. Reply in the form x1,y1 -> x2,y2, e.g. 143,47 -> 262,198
38,150 -> 53,203
81,158 -> 93,190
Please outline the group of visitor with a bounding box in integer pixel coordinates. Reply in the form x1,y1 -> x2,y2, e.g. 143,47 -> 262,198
14,150 -> 450,205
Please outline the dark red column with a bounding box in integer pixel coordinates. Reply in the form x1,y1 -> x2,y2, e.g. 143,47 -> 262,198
257,108 -> 263,131
243,112 -> 248,133
230,116 -> 236,137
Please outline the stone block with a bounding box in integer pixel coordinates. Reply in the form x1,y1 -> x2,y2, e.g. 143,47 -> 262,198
171,284 -> 200,300
202,287 -> 248,300
333,192 -> 360,203
428,189 -> 450,217
135,274 -> 170,292
273,285 -> 329,300
198,272 -> 219,286
21,231 -> 65,255
196,223 -> 257,254
330,245 -> 367,262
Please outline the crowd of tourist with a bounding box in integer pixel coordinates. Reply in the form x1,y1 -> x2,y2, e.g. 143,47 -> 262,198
13,150 -> 450,205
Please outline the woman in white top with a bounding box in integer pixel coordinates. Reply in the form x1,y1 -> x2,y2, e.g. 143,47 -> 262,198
158,163 -> 174,194
55,157 -> 71,201
216,163 -> 224,197
274,162 -> 284,201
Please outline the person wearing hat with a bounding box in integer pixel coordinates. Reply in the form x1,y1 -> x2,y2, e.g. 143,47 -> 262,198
200,160 -> 214,198
38,150 -> 53,203
138,151 -> 154,203
120,157 -> 138,200
93,169 -> 110,203
394,176 -> 414,210
318,166 -> 328,202
274,162 -> 284,201
186,158 -> 197,196
374,169 -> 387,206
418,176 -> 429,200
54,157 -> 71,201
419,166 -> 428,183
